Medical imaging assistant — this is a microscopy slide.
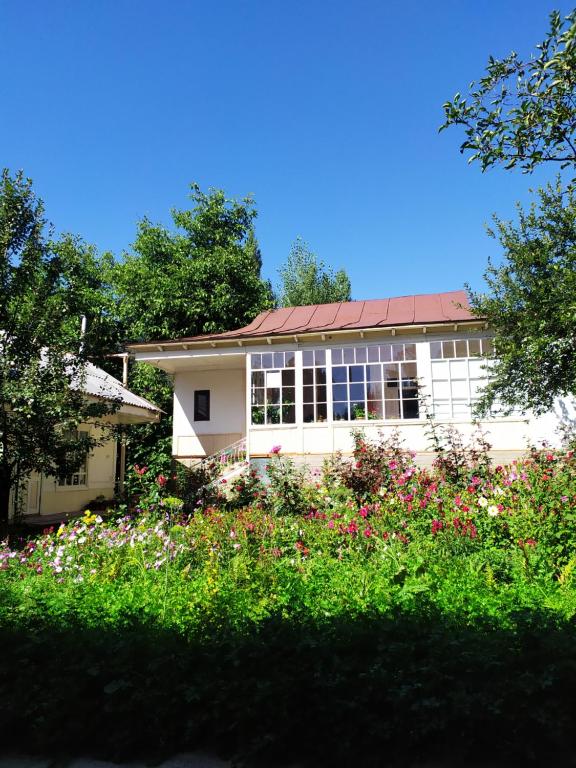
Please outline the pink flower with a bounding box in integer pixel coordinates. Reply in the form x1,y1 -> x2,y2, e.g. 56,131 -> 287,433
157,474 -> 168,487
270,445 -> 282,454
359,506 -> 369,518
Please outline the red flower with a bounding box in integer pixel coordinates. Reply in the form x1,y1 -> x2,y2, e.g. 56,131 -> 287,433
157,474 -> 168,487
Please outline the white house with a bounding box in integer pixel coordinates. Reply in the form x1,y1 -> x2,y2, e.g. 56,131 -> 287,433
11,361 -> 161,519
128,290 -> 564,472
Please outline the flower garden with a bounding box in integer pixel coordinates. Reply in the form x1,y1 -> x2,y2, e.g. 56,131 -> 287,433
2,431 -> 576,766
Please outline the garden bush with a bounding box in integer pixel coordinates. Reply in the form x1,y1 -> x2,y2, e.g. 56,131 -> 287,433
2,440 -> 576,765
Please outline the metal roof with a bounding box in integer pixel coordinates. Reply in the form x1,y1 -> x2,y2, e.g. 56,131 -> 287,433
128,290 -> 476,349
80,362 -> 161,414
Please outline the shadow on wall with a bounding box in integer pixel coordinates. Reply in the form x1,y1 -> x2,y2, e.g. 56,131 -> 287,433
2,606 -> 576,766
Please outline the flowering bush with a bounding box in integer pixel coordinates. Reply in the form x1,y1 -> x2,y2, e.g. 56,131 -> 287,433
2,442 -> 576,764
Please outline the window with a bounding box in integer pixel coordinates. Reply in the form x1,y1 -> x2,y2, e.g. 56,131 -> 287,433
429,338 -> 493,418
251,351 -> 296,425
194,390 -> 210,421
331,343 -> 419,421
302,349 -> 328,423
58,430 -> 89,487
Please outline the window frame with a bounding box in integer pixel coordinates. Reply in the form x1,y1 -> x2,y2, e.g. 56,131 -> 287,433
57,429 -> 89,488
194,390 -> 211,422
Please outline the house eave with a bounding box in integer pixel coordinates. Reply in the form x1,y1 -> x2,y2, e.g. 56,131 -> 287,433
127,319 -> 488,356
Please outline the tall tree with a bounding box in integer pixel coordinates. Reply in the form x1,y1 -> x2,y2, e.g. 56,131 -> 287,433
469,182 -> 576,416
277,238 -> 351,307
0,170 -> 118,528
440,9 -> 576,178
112,183 -> 274,473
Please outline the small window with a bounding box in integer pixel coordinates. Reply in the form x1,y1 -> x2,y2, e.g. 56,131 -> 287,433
194,390 -> 210,421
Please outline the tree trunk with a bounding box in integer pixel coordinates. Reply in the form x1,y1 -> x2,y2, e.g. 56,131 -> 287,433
0,474 -> 11,540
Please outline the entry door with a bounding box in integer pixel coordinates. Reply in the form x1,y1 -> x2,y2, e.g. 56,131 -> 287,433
25,475 -> 42,515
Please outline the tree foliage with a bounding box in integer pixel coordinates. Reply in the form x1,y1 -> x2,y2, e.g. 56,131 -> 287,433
0,170 -> 118,526
277,238 -> 351,307
112,184 -> 275,472
469,181 -> 576,416
441,9 -> 576,176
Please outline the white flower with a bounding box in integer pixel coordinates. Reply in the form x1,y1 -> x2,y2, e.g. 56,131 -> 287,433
494,486 -> 504,497
487,505 -> 499,517
478,497 -> 488,508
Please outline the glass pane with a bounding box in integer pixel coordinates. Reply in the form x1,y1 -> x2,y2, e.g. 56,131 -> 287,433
332,384 -> 348,401
392,344 -> 404,362
402,383 -> 419,399
282,369 -> 295,386
452,400 -> 470,417
366,381 -> 382,400
316,403 -> 327,422
251,406 -> 265,425
332,348 -> 342,364
384,381 -> 400,399
367,400 -> 383,419
368,346 -> 379,362
251,354 -> 262,369
349,365 -> 364,383
404,343 -> 416,361
482,338 -> 494,356
430,341 -> 442,359
402,399 -> 419,419
350,402 -> 365,420
433,380 -> 450,399
267,387 -> 280,405
379,344 -> 392,362
332,366 -> 347,383
282,404 -> 296,423
274,352 -> 285,368
252,371 -> 264,388
343,347 -> 355,364
251,388 -> 265,405
266,370 -> 281,387
316,367 -> 327,385
450,360 -> 467,379
401,362 -> 417,379
282,387 -> 295,404
433,401 -> 450,418
302,350 -> 314,366
385,400 -> 401,419
267,405 -> 281,424
442,341 -> 455,359
285,352 -> 296,367
333,402 -> 349,421
383,363 -> 399,381
366,364 -> 381,382
303,368 -> 314,385
350,382 -> 365,401
314,349 -> 326,366
455,340 -> 468,358
262,353 -> 273,369
303,403 -> 315,423
451,379 -> 469,399
468,338 -> 481,357
303,385 -> 315,403
315,385 -> 327,402
355,347 -> 367,363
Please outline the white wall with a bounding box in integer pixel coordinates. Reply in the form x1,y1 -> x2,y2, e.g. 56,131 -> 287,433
173,368 -> 245,457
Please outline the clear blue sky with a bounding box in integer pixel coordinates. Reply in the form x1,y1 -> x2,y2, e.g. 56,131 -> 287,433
1,0 -> 573,300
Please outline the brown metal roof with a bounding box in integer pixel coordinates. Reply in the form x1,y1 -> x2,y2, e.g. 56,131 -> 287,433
129,290 -> 478,348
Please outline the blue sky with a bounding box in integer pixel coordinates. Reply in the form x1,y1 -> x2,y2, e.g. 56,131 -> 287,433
1,0 -> 573,300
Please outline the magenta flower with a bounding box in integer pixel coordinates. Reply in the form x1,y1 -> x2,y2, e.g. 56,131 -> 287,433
270,445 -> 282,454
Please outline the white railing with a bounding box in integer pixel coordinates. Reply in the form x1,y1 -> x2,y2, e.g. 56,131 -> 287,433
191,437 -> 247,474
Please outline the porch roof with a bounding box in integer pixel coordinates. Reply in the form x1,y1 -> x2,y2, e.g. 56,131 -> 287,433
127,290 -> 481,353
